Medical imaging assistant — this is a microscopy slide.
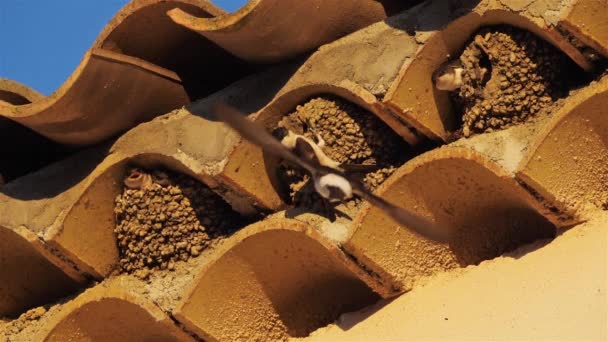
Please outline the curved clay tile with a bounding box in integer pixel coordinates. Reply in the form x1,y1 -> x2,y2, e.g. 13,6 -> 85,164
0,79 -> 85,314
383,0 -> 598,142
33,282 -> 194,341
167,0 -> 419,63
0,147 -> 122,280
1,49 -> 190,145
309,214 -> 608,341
174,219 -> 382,341
0,226 -> 85,317
557,0 -> 608,58
0,0 -> 251,146
92,0 -> 252,98
0,80 -> 70,183
343,146 -> 556,292
517,75 -> 608,219
0,78 -> 43,105
0,66 -> 295,281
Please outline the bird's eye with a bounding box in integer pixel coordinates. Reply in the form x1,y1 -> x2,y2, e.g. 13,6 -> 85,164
271,127 -> 288,141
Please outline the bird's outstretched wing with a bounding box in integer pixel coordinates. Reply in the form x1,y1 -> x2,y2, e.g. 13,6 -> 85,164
350,181 -> 450,243
212,102 -> 318,175
340,163 -> 382,173
213,102 -> 449,243
294,137 -> 320,166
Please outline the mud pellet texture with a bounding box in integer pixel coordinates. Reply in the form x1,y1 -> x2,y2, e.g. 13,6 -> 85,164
458,26 -> 575,137
1,307 -> 46,341
277,96 -> 409,206
114,169 -> 242,279
294,97 -> 406,167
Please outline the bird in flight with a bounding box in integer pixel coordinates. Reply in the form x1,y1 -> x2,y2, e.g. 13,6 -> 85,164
212,102 -> 449,243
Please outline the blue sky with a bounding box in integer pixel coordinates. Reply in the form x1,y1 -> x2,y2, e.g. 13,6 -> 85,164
0,0 -> 247,95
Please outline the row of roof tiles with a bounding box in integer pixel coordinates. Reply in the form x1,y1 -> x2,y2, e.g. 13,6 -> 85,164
1,0 -> 607,341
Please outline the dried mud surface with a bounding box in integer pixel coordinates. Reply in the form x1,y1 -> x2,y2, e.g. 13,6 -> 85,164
110,245 -> 217,312
276,96 -> 409,212
114,168 -> 244,279
0,307 -> 48,341
457,26 -> 578,137
0,299 -> 70,342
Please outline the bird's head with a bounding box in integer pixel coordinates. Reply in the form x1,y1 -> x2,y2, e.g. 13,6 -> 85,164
271,127 -> 290,142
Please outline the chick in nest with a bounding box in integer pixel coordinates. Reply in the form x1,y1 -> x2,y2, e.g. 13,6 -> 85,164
433,58 -> 490,92
124,168 -> 173,190
433,59 -> 465,91
123,167 -> 153,189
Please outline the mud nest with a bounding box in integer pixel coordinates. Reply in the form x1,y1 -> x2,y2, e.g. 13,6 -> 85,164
276,96 -> 409,209
114,168 -> 242,279
456,26 -> 577,137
